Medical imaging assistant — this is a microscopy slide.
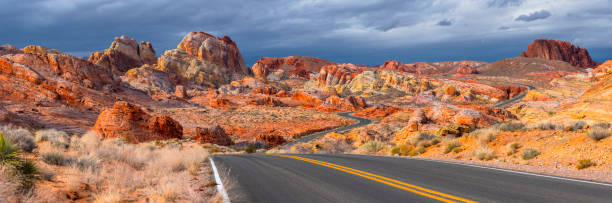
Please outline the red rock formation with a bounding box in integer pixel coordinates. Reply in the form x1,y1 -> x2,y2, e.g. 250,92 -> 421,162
194,125 -> 233,146
252,87 -> 278,95
157,31 -> 249,87
493,86 -> 527,99
316,64 -> 367,87
318,95 -> 368,112
292,90 -> 325,107
255,134 -> 286,146
93,101 -> 183,143
353,105 -> 400,118
0,44 -> 23,56
380,60 -> 439,75
122,64 -> 194,96
247,96 -> 285,106
174,85 -> 187,99
252,56 -> 335,80
209,98 -> 231,108
456,64 -> 478,74
521,39 -> 600,68
89,35 -> 157,75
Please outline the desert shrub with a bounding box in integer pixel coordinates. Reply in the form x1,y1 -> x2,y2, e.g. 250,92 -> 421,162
495,122 -> 525,132
593,122 -> 611,129
76,156 -> 100,171
521,148 -> 540,160
507,142 -> 521,155
474,147 -> 495,160
0,125 -> 35,153
576,159 -> 596,170
587,128 -> 611,141
35,129 -> 70,148
13,159 -> 39,190
42,150 -> 74,166
565,120 -> 587,131
391,145 -> 410,156
360,141 -> 384,154
444,141 -> 461,154
407,146 -> 426,156
437,125 -> 470,137
290,143 -> 314,154
536,122 -> 557,130
416,132 -> 435,141
245,145 -> 257,153
474,128 -> 498,143
0,134 -> 21,166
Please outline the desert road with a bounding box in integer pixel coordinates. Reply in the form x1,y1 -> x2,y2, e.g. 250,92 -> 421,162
213,154 -> 612,203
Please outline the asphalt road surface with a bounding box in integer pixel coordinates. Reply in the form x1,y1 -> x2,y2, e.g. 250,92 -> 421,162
213,154 -> 612,202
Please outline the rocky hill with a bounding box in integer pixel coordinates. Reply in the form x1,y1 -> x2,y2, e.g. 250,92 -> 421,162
521,39 -> 600,68
252,56 -> 335,81
157,31 -> 250,87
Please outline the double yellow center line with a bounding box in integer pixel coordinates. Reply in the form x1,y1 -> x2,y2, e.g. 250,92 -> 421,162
271,154 -> 476,203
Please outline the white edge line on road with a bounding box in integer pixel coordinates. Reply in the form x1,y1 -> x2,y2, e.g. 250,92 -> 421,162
393,156 -> 612,187
210,157 -> 231,203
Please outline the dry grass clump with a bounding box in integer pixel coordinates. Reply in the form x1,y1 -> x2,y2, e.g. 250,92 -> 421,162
473,147 -> 495,161
564,120 -> 587,131
35,129 -> 70,148
593,122 -> 611,129
576,159 -> 596,170
1,125 -> 36,153
506,142 -> 521,155
587,128 -> 611,141
535,122 -> 557,130
521,148 -> 540,160
494,122 -> 525,132
444,140 -> 461,154
472,128 -> 499,143
2,127 -> 216,202
359,141 -> 385,154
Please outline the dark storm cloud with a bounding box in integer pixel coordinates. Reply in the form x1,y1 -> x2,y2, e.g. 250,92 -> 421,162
437,19 -> 452,26
515,10 -> 552,22
0,0 -> 610,65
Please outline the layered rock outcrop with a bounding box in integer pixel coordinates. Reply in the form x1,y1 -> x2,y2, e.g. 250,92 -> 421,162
193,125 -> 233,145
456,64 -> 478,74
318,95 -> 367,111
93,101 -> 183,143
121,64 -> 195,96
0,44 -> 23,56
156,31 -> 249,87
0,46 -> 118,108
252,56 -> 335,80
316,64 -> 368,87
521,39 -> 600,68
89,36 -> 156,75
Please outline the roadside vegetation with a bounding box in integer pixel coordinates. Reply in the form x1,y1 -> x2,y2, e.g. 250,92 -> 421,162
0,125 -> 219,202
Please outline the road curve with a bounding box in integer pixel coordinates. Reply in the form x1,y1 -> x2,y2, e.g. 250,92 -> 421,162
280,112 -> 372,149
438,73 -> 535,108
213,154 -> 612,203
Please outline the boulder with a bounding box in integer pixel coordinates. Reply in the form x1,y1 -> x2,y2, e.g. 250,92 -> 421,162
194,125 -> 233,146
93,101 -> 183,143
209,98 -> 231,108
174,85 -> 187,99
156,31 -> 250,87
521,39 -> 600,68
0,44 -> 23,56
89,35 -> 157,75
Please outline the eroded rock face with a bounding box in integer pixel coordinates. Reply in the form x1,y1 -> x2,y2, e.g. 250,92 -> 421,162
521,39 -> 600,68
122,64 -> 194,95
0,46 -> 118,108
427,104 -> 499,128
0,44 -> 23,56
318,95 -> 367,111
93,101 -> 183,143
252,56 -> 335,80
157,31 -> 249,87
456,64 -> 478,74
247,96 -> 285,106
292,90 -> 325,107
316,64 -> 368,87
89,36 -> 157,75
194,125 -> 233,146
256,134 -> 286,146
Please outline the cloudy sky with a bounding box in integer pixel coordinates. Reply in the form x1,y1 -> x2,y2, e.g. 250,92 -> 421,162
1,0 -> 610,66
